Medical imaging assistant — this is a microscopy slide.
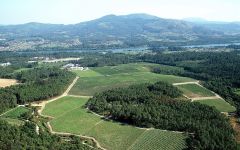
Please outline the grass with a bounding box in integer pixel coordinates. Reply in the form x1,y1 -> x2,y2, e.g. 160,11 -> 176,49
42,96 -> 102,133
1,106 -> 30,119
69,63 -> 195,96
176,84 -> 215,98
71,69 -> 103,78
235,89 -> 240,96
92,63 -> 154,75
129,129 -> 187,150
14,68 -> 32,73
92,62 -> 184,75
38,62 -> 67,68
0,106 -> 30,126
86,120 -> 145,150
70,72 -> 195,96
0,117 -> 25,126
195,99 -> 236,112
43,96 -> 187,150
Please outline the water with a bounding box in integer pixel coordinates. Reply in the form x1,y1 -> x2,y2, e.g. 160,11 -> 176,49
7,43 -> 240,54
181,43 -> 240,48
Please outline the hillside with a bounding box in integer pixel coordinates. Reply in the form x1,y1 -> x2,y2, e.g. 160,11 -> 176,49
0,14 -> 240,51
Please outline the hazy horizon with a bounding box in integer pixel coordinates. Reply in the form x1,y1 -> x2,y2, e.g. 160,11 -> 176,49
1,0 -> 240,25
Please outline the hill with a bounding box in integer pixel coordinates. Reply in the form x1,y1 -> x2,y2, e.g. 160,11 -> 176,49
0,14 -> 240,51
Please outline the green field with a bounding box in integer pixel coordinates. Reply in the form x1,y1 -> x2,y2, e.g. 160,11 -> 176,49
69,63 -> 195,96
235,89 -> 240,96
129,130 -> 187,150
14,68 -> 32,73
0,106 -> 30,126
72,69 -> 103,78
70,72 -> 195,96
0,117 -> 25,126
195,99 -> 236,112
43,96 -> 187,150
92,63 -> 184,75
91,63 -> 156,75
1,106 -> 30,119
176,84 -> 215,98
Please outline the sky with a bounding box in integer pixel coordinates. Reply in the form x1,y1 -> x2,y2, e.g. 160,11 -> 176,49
0,0 -> 240,25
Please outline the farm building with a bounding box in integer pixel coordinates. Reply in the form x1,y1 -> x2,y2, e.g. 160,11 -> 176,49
0,62 -> 11,67
62,63 -> 88,70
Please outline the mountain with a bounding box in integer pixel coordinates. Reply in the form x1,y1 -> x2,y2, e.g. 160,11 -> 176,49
183,18 -> 240,34
183,17 -> 209,23
0,14 -> 240,51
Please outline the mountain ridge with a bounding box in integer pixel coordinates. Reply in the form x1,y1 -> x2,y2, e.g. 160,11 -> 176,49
0,13 -> 240,51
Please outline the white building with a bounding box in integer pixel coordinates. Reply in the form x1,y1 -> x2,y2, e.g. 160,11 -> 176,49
62,63 -> 87,71
0,62 -> 11,67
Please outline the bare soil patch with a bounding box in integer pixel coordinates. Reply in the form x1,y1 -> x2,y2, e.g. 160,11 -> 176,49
0,79 -> 18,88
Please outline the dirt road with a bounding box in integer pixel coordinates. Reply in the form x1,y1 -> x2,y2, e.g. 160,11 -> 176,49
31,76 -> 79,115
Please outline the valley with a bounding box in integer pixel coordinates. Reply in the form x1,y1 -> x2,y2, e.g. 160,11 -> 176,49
0,44 -> 239,150
37,62 -> 237,149
1,1 -> 240,149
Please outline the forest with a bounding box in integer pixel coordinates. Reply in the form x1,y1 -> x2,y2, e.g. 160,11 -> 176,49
141,51 -> 240,115
87,82 -> 236,150
1,50 -> 240,149
0,120 -> 89,150
0,68 -> 75,113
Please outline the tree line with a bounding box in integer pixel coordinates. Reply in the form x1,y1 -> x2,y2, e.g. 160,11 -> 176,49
87,82 -> 236,150
0,68 -> 75,113
0,120 -> 90,150
141,51 -> 240,114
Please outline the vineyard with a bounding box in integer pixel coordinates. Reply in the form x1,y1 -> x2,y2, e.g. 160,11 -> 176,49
176,83 -> 215,98
196,99 -> 236,112
43,96 -> 187,150
70,64 -> 195,96
129,129 -> 187,150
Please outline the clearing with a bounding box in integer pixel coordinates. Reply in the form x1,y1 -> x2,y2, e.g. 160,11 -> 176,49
195,99 -> 236,112
70,72 -> 195,96
70,63 -> 195,96
174,82 -> 235,112
1,106 -> 30,119
175,83 -> 215,98
91,63 -> 182,76
0,78 -> 18,88
72,69 -> 103,78
0,106 -> 30,125
42,96 -> 187,150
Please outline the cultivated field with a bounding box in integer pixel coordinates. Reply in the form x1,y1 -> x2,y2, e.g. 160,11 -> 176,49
41,63 -> 235,149
70,72 -> 195,96
92,63 -> 183,75
42,96 -> 187,150
0,78 -> 18,88
69,63 -> 195,96
176,83 -> 215,98
72,69 -> 103,78
129,129 -> 187,150
195,99 -> 236,112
